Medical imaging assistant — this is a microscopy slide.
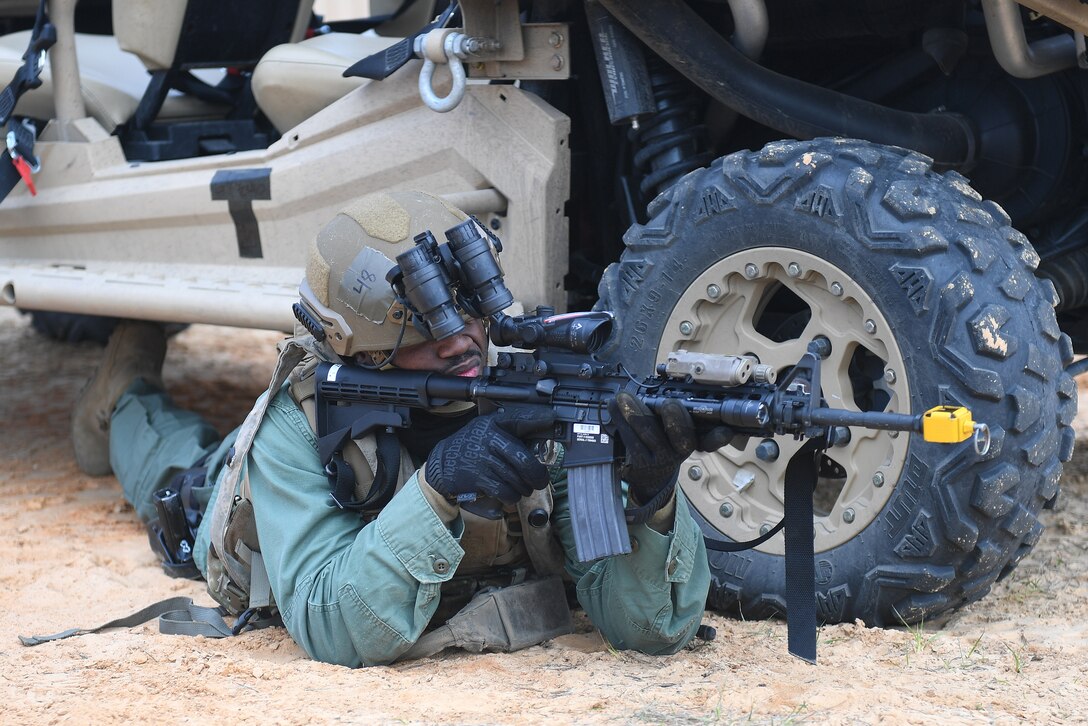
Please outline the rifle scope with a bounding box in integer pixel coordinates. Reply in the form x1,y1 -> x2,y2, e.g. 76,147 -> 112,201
490,309 -> 614,354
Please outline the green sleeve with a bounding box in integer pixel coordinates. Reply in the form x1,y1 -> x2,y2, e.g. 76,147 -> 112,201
243,389 -> 466,667
551,469 -> 710,655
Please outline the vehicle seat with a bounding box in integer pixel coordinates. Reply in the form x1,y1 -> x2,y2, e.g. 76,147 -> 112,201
0,0 -> 313,138
0,30 -> 226,130
250,32 -> 402,132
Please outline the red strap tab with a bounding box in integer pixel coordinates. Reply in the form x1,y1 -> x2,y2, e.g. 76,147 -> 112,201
11,154 -> 36,195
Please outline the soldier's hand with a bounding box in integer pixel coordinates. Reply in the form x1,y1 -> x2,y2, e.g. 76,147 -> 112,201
609,392 -> 732,510
424,409 -> 557,506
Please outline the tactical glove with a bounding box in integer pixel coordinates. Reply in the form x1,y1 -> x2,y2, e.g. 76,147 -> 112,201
425,409 -> 558,506
609,392 -> 734,513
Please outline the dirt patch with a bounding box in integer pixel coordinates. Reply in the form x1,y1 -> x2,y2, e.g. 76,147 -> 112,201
2,306 -> 1086,724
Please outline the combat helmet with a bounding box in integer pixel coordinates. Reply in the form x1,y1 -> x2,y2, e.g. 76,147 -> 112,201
297,190 -> 477,359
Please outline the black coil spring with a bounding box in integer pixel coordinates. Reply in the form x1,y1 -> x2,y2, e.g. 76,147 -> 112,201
631,60 -> 714,200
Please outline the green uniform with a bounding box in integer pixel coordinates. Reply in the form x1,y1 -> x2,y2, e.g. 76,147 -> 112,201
111,379 -> 711,667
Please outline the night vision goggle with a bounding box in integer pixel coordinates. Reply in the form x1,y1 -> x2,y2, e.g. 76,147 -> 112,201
389,218 -> 613,354
294,216 -> 614,358
388,217 -> 511,341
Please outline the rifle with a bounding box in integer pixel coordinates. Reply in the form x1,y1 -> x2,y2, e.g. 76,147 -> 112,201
295,215 -> 989,662
313,309 -> 989,563
297,216 -> 988,563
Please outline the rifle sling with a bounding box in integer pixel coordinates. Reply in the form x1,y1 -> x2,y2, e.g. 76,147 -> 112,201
702,438 -> 823,663
783,438 -> 821,663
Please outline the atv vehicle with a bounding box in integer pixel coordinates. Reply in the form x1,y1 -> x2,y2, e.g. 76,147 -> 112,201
0,0 -> 1079,629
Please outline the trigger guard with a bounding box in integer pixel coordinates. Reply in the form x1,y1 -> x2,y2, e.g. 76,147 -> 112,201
534,440 -> 560,467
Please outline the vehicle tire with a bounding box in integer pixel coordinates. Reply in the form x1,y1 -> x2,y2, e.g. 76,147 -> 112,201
597,138 -> 1076,626
25,311 -> 189,346
26,311 -> 121,346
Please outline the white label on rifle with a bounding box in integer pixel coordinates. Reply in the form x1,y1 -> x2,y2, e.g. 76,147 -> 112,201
327,364 -> 342,382
573,423 -> 602,443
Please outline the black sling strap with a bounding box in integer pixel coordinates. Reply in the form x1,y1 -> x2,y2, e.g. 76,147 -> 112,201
324,427 -> 401,514
704,520 -> 785,553
703,437 -> 824,663
0,0 -> 55,203
782,438 -> 821,663
18,596 -> 279,646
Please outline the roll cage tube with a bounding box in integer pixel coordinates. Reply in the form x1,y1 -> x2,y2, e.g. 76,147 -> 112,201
599,0 -> 977,167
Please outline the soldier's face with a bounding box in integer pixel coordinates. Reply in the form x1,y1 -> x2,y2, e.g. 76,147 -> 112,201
392,318 -> 488,377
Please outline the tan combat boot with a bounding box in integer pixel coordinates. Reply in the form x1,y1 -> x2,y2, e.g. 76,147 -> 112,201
71,321 -> 168,476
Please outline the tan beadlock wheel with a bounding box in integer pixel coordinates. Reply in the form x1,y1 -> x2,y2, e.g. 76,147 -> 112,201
597,139 -> 1073,625
660,249 -> 910,554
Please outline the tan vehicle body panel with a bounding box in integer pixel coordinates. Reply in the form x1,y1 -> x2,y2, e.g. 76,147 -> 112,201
0,71 -> 570,330
0,1 -> 570,330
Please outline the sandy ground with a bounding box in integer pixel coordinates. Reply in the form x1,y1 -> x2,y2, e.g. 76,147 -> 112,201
1,305 -> 1087,725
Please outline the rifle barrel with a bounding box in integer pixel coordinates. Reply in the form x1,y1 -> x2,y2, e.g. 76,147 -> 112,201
808,407 -> 922,432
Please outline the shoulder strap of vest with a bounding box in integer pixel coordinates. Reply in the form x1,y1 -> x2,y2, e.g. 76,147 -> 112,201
206,336 -> 317,593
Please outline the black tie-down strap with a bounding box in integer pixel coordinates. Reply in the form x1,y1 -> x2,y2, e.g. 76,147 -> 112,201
0,0 -> 55,203
18,597 -> 280,646
703,438 -> 824,663
343,1 -> 459,81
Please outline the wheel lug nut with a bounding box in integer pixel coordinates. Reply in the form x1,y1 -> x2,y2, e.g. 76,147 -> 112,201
830,282 -> 843,296
687,465 -> 703,481
884,368 -> 896,384
719,502 -> 734,518
679,320 -> 694,335
843,508 -> 856,523
706,284 -> 721,299
744,263 -> 759,279
755,439 -> 779,462
759,523 -> 771,536
864,319 -> 877,335
787,262 -> 802,277
872,471 -> 885,488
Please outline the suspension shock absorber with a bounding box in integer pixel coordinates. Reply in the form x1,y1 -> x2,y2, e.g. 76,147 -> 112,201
1040,247 -> 1088,313
631,58 -> 715,201
586,5 -> 714,208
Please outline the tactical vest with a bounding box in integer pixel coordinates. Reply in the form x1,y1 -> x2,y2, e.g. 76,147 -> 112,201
203,336 -> 566,620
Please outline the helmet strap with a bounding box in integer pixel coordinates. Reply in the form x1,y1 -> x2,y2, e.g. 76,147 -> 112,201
353,308 -> 410,370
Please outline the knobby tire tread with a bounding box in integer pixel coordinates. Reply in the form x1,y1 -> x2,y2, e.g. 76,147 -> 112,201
597,138 -> 1075,626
